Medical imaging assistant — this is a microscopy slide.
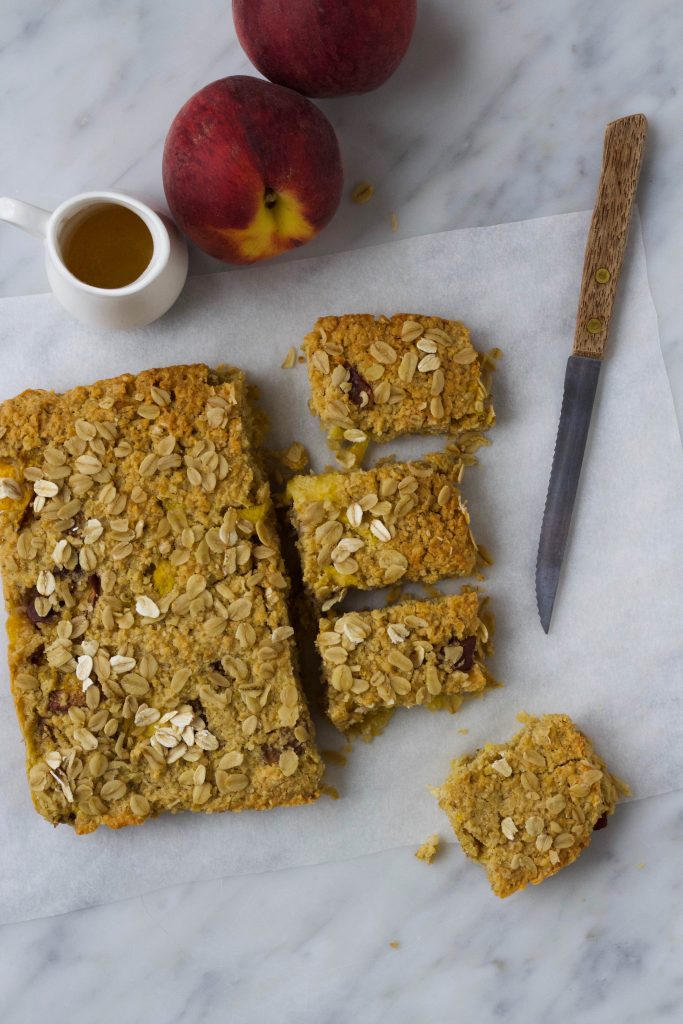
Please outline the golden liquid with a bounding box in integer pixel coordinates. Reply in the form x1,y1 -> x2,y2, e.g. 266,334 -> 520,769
61,203 -> 154,289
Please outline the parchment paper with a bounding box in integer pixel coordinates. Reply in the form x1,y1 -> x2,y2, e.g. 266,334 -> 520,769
1,211 -> 682,924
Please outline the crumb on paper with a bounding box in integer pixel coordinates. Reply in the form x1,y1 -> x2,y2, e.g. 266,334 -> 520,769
326,428 -> 370,473
458,728 -> 469,735
321,784 -> 340,800
347,706 -> 394,743
415,834 -> 440,864
445,431 -> 491,469
389,941 -> 400,950
352,181 -> 375,205
477,544 -> 494,567
637,861 -> 646,870
280,441 -> 310,473
334,447 -> 355,470
281,346 -> 298,369
264,442 -> 310,496
391,212 -> 399,233
321,749 -> 347,767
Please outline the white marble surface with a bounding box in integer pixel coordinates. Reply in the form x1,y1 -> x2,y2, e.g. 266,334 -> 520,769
1,0 -> 682,1021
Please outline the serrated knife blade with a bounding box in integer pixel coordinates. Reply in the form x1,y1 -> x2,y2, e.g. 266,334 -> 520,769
535,356 -> 601,632
535,113 -> 647,632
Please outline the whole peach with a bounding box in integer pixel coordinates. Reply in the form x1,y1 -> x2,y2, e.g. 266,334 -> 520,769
232,0 -> 417,98
162,76 -> 343,264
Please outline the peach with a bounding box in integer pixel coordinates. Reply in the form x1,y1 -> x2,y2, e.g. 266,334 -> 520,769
162,76 -> 343,264
232,0 -> 417,98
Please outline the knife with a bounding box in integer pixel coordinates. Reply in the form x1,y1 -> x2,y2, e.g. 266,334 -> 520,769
536,113 -> 648,633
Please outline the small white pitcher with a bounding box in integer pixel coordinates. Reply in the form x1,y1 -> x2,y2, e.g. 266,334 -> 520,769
0,190 -> 188,330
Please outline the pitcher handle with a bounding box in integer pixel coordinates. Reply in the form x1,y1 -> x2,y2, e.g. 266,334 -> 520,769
0,197 -> 51,240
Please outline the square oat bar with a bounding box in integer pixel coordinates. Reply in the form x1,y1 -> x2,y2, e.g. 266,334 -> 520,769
0,364 -> 322,834
318,591 -> 493,731
286,453 -> 479,608
436,713 -> 628,898
304,314 -> 495,444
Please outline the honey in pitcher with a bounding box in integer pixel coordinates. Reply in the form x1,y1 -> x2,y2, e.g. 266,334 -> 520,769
61,203 -> 154,289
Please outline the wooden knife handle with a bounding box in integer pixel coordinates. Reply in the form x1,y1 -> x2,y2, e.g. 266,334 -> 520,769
572,113 -> 648,359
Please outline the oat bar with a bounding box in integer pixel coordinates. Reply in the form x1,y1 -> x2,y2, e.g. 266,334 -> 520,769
436,713 -> 628,898
285,453 -> 479,607
304,314 -> 495,444
318,591 -> 492,731
0,364 -> 323,833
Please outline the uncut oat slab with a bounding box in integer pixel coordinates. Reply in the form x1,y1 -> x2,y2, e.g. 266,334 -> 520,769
436,714 -> 627,898
318,592 -> 492,731
0,364 -> 322,834
304,314 -> 495,443
286,453 -> 478,608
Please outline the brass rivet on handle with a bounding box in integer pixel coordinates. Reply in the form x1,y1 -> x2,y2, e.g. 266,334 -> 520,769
595,267 -> 611,284
586,317 -> 604,334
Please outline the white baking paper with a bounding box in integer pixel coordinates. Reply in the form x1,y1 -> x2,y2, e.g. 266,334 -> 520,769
0,211 -> 682,924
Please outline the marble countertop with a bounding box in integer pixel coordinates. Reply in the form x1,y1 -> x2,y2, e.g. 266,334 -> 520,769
1,1 -> 682,1021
